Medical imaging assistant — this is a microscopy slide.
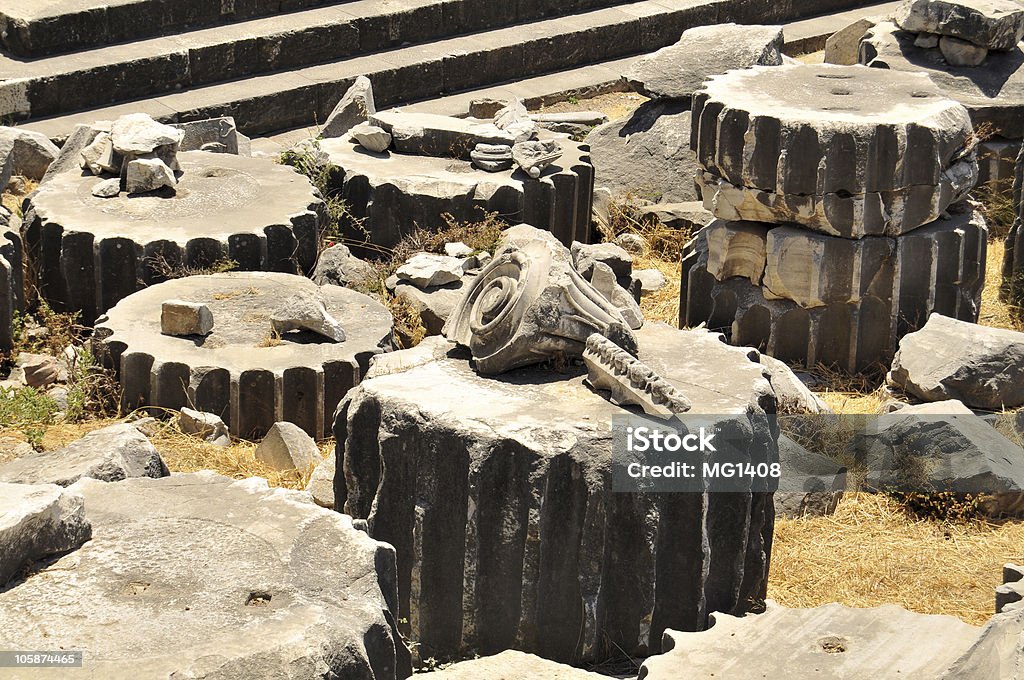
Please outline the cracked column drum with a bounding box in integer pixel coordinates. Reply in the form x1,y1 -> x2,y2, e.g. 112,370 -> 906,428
94,272 -> 393,440
681,206 -> 988,372
318,136 -> 594,252
334,324 -> 778,664
1002,144 -> 1024,304
691,64 -> 978,238
24,151 -> 325,325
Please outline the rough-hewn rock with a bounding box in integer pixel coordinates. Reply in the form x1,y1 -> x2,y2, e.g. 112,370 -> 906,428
350,122 -> 392,153
692,64 -> 978,238
888,313 -> 1024,410
894,0 -> 1024,51
624,23 -> 784,101
94,272 -> 393,440
160,300 -> 214,336
0,472 -> 409,679
178,407 -> 231,446
394,279 -> 468,335
824,17 -> 879,65
124,157 -> 177,194
759,354 -> 830,414
571,241 -> 633,281
639,601 -> 980,678
0,482 -> 91,585
271,290 -> 347,343
25,151 -> 324,324
396,253 -> 465,288
0,126 -> 59,180
940,35 -> 990,65
774,435 -> 846,518
586,102 -> 698,203
255,421 -> 322,471
307,454 -> 336,509
334,322 -> 777,663
0,422 -> 167,486
173,116 -> 242,154
312,243 -> 377,289
371,111 -> 516,160
322,76 -> 377,139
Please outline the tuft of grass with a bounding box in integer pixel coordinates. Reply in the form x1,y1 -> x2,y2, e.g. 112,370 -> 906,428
980,238 -> 1024,332
0,386 -> 58,448
144,254 -> 239,281
974,179 -> 1017,240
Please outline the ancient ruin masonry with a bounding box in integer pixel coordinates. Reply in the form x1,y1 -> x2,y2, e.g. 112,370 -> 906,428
681,64 -> 986,371
1002,143 -> 1024,304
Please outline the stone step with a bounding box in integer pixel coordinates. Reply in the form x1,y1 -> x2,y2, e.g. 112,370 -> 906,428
0,0 -> 346,57
0,0 -> 636,121
781,0 -> 901,54
20,0 -> 879,140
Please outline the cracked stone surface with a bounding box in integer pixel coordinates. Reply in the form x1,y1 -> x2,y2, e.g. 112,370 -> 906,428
0,472 -> 408,679
94,272 -> 393,440
318,135 -> 594,251
894,0 -> 1024,51
692,64 -> 978,237
25,150 -> 324,324
0,481 -> 91,586
334,321 -> 776,663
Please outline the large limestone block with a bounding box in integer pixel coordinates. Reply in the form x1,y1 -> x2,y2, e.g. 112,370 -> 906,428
334,323 -> 777,663
859,21 -> 1024,139
370,111 -> 516,160
0,212 -> 24,351
0,482 -> 90,585
824,18 -> 880,65
639,601 -> 980,679
704,220 -> 769,283
586,102 -> 699,203
623,23 -> 783,101
0,473 -> 409,679
0,126 -> 59,180
322,75 -> 376,138
888,313 -> 1024,410
0,423 -> 167,486
692,64 -> 978,237
894,0 -> 1024,51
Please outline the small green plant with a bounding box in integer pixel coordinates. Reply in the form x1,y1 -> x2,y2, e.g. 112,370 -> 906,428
566,95 -> 580,105
0,385 -> 59,448
62,346 -> 120,423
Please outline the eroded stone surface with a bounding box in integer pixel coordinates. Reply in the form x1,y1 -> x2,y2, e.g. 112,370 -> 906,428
94,272 -> 393,440
894,0 -> 1024,51
255,421 -> 322,471
0,482 -> 91,585
322,75 -> 376,138
0,473 -> 408,679
774,434 -> 846,518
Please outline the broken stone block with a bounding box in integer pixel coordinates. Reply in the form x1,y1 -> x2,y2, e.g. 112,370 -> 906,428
110,113 -> 183,157
940,35 -> 989,65
894,0 -> 1024,51
394,279 -> 467,335
759,354 -> 831,414
468,97 -> 504,119
511,139 -> 562,178
624,23 -> 784,101
588,261 -> 643,329
470,143 -> 513,172
306,454 -> 336,509
349,122 -> 392,153
0,127 -> 59,180
824,17 -> 879,65
571,241 -> 633,280
178,407 -> 231,446
0,423 -> 168,486
80,131 -> 119,175
444,242 -> 474,258
160,300 -> 214,337
90,177 -> 120,197
634,268 -> 667,295
428,651 -> 606,679
774,434 -> 846,518
172,117 -> 240,154
322,76 -> 376,138
125,157 -> 176,194
16,352 -> 58,388
705,220 -> 769,283
917,31 -> 942,48
43,121 -> 110,183
640,601 -> 980,678
371,110 -> 516,159
0,472 -> 408,678
335,322 -> 776,662
255,422 -> 322,471
493,99 -> 537,142
444,227 -> 638,374
312,243 -> 377,289
692,64 -> 978,238
0,482 -> 91,585
615,232 -> 647,256
271,291 -> 347,343
395,253 -> 465,288
888,313 -> 1024,410
642,201 -> 716,232
584,333 -> 691,417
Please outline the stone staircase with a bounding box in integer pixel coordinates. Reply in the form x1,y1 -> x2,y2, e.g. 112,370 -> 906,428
6,0 -> 879,140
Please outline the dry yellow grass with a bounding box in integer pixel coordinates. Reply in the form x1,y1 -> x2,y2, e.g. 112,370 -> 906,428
636,253 -> 680,325
980,238 -> 1024,332
1,177 -> 38,215
531,91 -> 649,121
770,493 -> 1022,626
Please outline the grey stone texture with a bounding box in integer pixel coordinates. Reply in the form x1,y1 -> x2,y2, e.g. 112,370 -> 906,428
255,421 -> 322,471
350,123 -> 392,153
396,253 -> 466,288
0,422 -> 168,486
1002,143 -> 1024,303
894,0 -> 1024,51
178,407 -> 231,446
824,17 -> 880,65
887,313 -> 1024,410
692,64 -> 979,238
941,606 -> 1024,678
334,321 -> 777,662
571,241 -> 633,281
586,102 -> 699,203
322,76 -> 377,138
124,157 -> 177,195
312,243 -> 377,289
774,434 -> 846,519
443,226 -> 637,374
682,206 -> 988,371
94,272 -> 393,440
512,139 -> 563,179
0,482 -> 91,585
319,133 -> 593,251
270,290 -> 347,343
0,210 -> 24,352
0,126 -> 59,180
639,601 -> 981,679
307,454 -> 336,509
758,354 -> 831,414
624,23 -> 784,101
940,35 -> 990,65
173,116 -> 243,154
370,111 -> 517,160
859,21 -> 1024,140
0,472 -> 409,679
25,150 -> 324,324
394,279 -> 468,335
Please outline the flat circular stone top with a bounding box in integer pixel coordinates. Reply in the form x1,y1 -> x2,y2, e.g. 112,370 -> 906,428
700,63 -> 965,125
30,150 -> 321,244
97,272 -> 393,374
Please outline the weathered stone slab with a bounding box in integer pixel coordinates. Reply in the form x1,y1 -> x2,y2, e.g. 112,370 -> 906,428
888,313 -> 1024,410
255,421 -> 322,471
334,322 -> 776,662
0,472 -> 409,679
941,607 -> 1024,677
312,243 -> 378,289
396,253 -> 465,288
0,126 -> 59,180
824,17 -> 880,65
0,482 -> 91,585
160,300 -> 214,337
322,76 -> 376,138
307,454 -> 336,509
172,116 -> 241,154
0,423 -> 167,486
692,64 -> 978,237
705,220 -> 769,283
894,0 -> 1024,51
759,354 -> 830,414
179,407 -> 230,446
0,212 -> 24,352
394,279 -> 468,335
624,23 -> 784,101
370,110 -> 516,160
640,601 -> 980,679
